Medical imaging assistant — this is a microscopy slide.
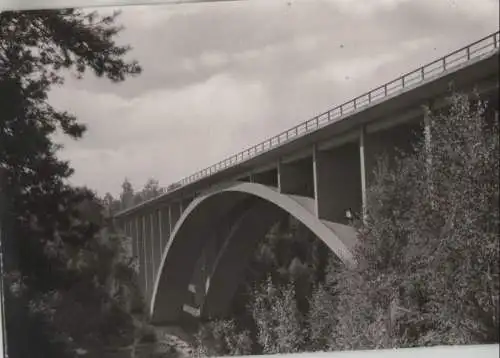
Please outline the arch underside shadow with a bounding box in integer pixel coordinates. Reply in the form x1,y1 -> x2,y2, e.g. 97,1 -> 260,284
150,181 -> 358,325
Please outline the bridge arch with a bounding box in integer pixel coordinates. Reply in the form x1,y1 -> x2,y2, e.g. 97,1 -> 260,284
150,182 -> 359,324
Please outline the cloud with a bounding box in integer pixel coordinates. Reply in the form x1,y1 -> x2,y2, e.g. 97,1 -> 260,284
51,72 -> 270,194
48,0 -> 499,196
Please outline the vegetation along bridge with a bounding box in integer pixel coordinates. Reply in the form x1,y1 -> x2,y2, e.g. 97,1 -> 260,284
114,31 -> 499,325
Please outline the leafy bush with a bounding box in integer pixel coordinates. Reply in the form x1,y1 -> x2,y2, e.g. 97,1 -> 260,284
194,319 -> 252,356
250,276 -> 307,354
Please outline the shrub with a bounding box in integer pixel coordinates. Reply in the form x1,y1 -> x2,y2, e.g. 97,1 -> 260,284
250,276 -> 307,354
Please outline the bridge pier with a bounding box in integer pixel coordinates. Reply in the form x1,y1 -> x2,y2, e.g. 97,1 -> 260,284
151,210 -> 161,294
144,212 -> 154,302
313,141 -> 362,224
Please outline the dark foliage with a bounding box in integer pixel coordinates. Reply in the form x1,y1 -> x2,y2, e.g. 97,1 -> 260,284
1,8 -> 141,357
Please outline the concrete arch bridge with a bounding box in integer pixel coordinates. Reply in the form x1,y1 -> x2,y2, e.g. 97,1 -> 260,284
114,32 -> 499,325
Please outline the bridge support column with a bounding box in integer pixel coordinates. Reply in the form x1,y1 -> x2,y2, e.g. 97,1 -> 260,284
359,126 -> 367,220
168,205 -> 173,234
159,206 -> 170,253
278,157 -> 314,197
143,214 -> 153,301
151,209 -> 161,288
136,215 -> 146,295
313,141 -> 362,224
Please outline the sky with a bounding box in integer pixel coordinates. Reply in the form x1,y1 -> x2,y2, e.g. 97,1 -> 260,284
47,0 -> 499,197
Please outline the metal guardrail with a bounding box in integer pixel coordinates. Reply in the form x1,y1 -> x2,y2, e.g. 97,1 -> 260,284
173,31 -> 499,188
113,31 -> 500,219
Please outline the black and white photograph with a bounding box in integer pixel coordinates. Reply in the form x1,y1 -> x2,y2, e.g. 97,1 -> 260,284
0,0 -> 499,357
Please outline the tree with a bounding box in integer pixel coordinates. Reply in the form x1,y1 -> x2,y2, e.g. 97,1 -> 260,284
119,178 -> 135,210
143,178 -> 165,199
136,178 -> 165,204
167,181 -> 181,192
1,8 -> 141,357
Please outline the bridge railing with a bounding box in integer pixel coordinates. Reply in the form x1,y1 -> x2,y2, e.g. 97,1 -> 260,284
174,31 -> 499,189
173,31 -> 499,189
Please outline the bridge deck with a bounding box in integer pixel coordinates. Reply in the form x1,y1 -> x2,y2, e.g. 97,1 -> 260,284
115,31 -> 499,219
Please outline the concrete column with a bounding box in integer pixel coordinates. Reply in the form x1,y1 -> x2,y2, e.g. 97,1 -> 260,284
141,215 -> 149,300
312,145 -> 319,217
359,126 -> 367,221
148,212 -> 157,301
168,205 -> 173,235
151,210 -> 160,287
278,157 -> 314,197
313,141 -> 362,224
160,206 -> 170,251
158,209 -> 163,256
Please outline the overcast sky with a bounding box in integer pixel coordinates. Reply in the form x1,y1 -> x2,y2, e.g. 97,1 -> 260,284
48,0 -> 499,197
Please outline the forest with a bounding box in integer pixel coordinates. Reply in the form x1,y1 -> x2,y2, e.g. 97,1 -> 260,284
1,7 -> 499,358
